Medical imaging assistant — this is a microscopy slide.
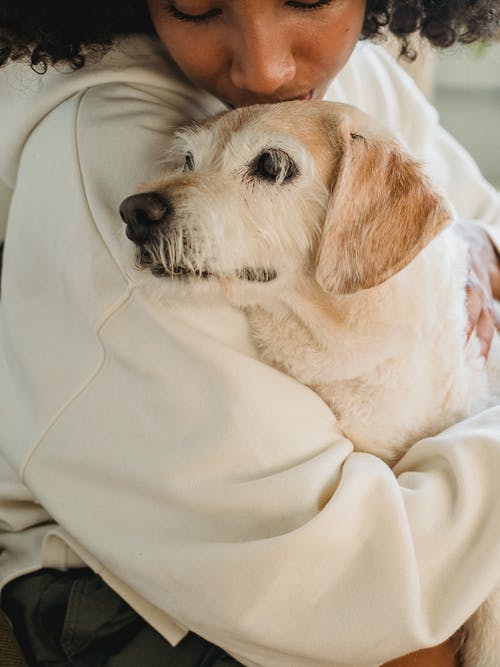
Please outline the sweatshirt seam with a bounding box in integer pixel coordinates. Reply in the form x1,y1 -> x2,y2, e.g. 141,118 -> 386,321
73,86 -> 134,277
20,287 -> 135,483
20,88 -> 136,482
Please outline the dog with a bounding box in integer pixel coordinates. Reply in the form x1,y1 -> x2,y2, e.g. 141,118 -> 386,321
119,100 -> 500,666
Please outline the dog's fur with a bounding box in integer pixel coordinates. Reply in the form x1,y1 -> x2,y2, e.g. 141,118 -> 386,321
120,101 -> 500,666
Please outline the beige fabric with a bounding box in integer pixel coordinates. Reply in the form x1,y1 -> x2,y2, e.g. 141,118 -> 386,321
1,36 -> 500,667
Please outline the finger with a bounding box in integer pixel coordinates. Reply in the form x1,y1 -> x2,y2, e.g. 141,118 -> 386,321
494,308 -> 500,335
456,221 -> 500,298
465,280 -> 484,340
475,306 -> 495,359
482,235 -> 500,299
488,260 -> 500,300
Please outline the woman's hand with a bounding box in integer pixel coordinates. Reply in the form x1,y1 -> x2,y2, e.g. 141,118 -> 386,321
455,220 -> 500,359
382,638 -> 458,667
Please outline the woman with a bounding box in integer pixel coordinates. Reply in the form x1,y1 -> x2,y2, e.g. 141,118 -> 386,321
1,1 -> 500,665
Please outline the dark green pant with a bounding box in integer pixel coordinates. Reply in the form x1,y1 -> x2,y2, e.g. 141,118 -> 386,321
1,569 -> 243,667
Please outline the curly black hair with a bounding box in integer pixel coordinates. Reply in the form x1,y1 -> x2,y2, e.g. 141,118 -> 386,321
0,0 -> 498,73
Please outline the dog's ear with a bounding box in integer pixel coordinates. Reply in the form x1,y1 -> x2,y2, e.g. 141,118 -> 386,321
315,114 -> 451,295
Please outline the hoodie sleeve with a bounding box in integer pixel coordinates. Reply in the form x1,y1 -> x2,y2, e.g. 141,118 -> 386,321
2,37 -> 500,667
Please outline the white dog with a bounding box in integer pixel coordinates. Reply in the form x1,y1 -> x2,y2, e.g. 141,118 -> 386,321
120,100 -> 500,666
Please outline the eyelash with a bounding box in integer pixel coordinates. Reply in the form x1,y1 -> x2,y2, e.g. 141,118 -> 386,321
286,0 -> 333,9
166,4 -> 221,22
166,0 -> 333,23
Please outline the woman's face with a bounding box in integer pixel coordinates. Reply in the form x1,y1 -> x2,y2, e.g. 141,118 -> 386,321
146,0 -> 367,108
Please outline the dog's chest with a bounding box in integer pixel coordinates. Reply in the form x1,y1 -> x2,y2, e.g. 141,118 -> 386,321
246,300 -> 492,466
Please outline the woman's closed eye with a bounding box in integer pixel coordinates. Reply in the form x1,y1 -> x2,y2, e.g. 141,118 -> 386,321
285,0 -> 335,11
164,2 -> 221,22
165,0 -> 334,23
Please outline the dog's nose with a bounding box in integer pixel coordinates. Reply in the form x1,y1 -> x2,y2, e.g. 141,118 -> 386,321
119,192 -> 171,244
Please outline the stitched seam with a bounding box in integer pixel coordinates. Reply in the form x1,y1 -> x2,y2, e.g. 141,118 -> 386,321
19,87 -> 136,482
20,286 -> 135,483
60,579 -> 85,656
74,87 -> 137,276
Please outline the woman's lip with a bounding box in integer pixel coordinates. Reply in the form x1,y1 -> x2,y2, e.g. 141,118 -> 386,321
287,91 -> 313,101
225,90 -> 313,108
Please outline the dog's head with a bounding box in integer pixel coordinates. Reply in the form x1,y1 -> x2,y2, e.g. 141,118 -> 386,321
120,101 -> 451,300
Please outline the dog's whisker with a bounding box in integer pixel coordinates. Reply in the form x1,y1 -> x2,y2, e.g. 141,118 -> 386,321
236,267 -> 277,283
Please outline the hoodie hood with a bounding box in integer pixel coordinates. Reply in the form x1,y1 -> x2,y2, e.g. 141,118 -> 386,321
0,35 -> 222,188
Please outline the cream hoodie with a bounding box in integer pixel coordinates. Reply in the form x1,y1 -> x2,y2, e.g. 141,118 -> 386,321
1,35 -> 500,667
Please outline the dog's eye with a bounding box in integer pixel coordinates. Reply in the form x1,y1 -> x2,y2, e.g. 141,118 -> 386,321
252,149 -> 297,184
184,151 -> 195,171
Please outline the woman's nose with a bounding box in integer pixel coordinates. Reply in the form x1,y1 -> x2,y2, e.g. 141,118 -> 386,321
229,25 -> 296,97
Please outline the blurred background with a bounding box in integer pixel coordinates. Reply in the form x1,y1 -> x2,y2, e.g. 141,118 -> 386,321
0,39 -> 499,239
394,37 -> 500,189
434,42 -> 500,189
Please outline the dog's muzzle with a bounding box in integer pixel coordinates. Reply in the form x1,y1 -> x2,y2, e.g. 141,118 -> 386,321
120,191 -> 278,284
119,192 -> 171,245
